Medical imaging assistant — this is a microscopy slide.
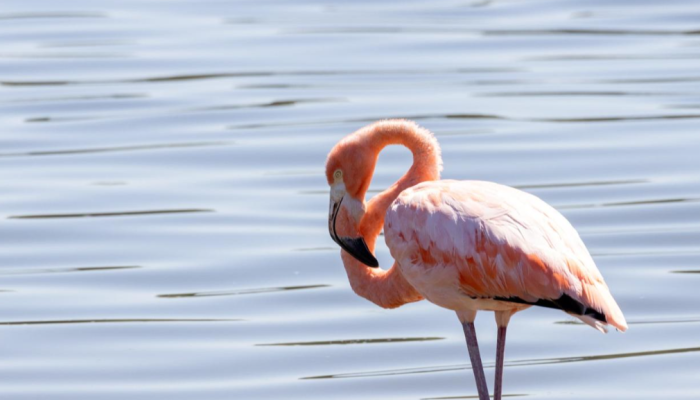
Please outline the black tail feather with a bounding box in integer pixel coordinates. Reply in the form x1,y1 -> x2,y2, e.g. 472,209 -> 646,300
494,293 -> 607,323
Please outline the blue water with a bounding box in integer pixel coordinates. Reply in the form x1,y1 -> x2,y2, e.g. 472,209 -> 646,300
1,1 -> 699,398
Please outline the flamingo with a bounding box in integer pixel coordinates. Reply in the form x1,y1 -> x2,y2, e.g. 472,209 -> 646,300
325,119 -> 627,400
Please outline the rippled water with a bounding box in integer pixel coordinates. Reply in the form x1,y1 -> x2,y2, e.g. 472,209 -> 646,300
1,0 -> 699,398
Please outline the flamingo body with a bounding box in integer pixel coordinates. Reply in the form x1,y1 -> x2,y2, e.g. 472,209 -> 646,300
325,119 -> 626,399
384,179 -> 627,332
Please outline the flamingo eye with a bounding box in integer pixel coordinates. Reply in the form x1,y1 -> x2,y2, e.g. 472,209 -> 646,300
333,169 -> 343,181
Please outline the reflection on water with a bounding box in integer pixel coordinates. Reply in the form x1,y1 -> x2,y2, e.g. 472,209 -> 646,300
1,0 -> 699,399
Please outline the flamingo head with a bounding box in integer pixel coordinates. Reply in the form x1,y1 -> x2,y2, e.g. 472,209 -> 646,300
325,139 -> 379,268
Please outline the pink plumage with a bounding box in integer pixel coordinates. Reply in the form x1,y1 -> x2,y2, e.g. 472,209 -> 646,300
385,179 -> 627,333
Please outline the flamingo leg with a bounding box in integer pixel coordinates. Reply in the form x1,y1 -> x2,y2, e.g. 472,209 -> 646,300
494,325 -> 507,400
462,322 -> 490,400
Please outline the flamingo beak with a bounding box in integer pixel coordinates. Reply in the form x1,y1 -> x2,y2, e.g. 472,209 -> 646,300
328,197 -> 379,268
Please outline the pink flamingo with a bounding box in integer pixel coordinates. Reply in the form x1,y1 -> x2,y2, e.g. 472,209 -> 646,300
325,120 -> 627,400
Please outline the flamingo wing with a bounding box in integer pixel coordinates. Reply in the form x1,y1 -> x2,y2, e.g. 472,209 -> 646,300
384,180 -> 627,332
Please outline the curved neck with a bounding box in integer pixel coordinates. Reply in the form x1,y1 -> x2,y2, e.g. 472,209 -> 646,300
359,120 -> 442,244
342,120 -> 442,309
342,253 -> 423,309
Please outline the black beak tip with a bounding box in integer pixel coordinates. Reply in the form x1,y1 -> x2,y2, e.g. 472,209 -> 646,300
335,236 -> 379,268
362,253 -> 379,268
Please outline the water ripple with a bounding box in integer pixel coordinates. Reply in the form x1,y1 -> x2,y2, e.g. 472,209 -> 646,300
227,112 -> 700,131
0,68 -> 521,87
0,318 -> 242,326
257,337 -> 444,346
478,91 -> 677,98
0,265 -> 140,276
0,142 -> 230,157
558,197 -> 700,210
158,284 -> 331,299
302,346 -> 700,380
422,394 -> 527,400
557,317 -> 700,326
8,209 -> 213,220
0,12 -> 107,20
2,93 -> 147,104
284,27 -> 700,36
515,179 -> 647,190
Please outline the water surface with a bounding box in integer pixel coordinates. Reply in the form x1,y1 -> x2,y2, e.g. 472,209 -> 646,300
1,0 -> 699,399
